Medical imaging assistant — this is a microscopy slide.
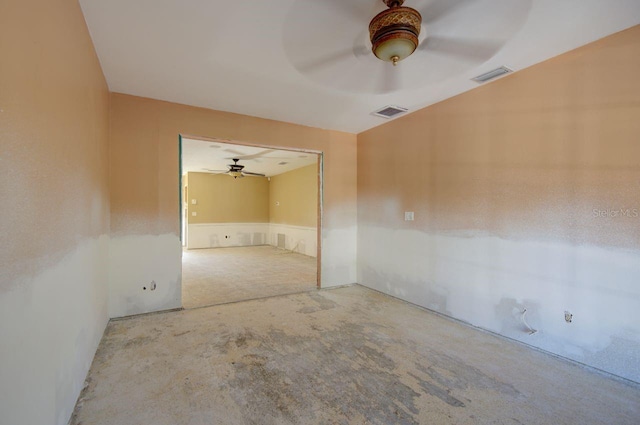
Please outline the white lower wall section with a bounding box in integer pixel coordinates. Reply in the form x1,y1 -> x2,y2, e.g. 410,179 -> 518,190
185,222 -> 356,287
0,236 -> 110,425
322,226 -> 358,287
268,223 -> 317,257
357,226 -> 640,383
186,222 -> 318,258
187,223 -> 270,249
109,234 -> 182,318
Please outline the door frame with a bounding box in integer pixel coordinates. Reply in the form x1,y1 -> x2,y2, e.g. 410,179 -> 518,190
178,134 -> 324,289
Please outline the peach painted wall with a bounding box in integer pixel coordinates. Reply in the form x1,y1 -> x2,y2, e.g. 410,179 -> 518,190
358,26 -> 640,383
109,94 -> 357,317
0,0 -> 110,424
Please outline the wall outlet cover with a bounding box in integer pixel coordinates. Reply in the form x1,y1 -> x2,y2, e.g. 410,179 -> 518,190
565,311 -> 573,323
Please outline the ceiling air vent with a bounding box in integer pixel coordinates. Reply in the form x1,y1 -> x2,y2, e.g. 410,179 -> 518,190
372,105 -> 408,119
472,66 -> 513,83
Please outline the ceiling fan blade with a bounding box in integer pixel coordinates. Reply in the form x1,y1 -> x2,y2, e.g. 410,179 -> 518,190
242,171 -> 266,177
201,169 -> 228,175
296,48 -> 356,74
223,148 -> 245,156
421,0 -> 470,25
419,35 -> 502,62
235,149 -> 275,161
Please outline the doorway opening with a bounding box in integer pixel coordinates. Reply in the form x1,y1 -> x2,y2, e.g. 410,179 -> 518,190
179,135 -> 322,309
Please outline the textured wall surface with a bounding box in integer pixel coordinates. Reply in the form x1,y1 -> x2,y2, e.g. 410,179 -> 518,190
270,164 -> 319,227
187,172 -> 270,224
0,0 -> 111,423
357,26 -> 640,382
109,94 -> 357,316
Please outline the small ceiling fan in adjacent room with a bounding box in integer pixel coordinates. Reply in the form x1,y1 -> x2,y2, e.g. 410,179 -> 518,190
203,158 -> 266,179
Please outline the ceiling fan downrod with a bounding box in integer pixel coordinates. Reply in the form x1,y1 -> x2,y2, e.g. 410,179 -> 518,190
384,0 -> 404,7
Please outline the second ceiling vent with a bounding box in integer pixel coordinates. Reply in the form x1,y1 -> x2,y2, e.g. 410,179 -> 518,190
472,66 -> 513,84
372,105 -> 408,119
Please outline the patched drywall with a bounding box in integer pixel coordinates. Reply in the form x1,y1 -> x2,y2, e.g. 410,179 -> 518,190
357,26 -> 640,382
359,227 -> 640,382
0,0 -> 111,423
323,226 -> 358,285
0,237 -> 109,425
269,223 -> 317,257
187,223 -> 270,249
187,222 -> 317,257
109,234 -> 182,318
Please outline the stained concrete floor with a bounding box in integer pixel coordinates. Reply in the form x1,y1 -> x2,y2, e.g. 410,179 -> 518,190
182,246 -> 317,309
72,285 -> 640,425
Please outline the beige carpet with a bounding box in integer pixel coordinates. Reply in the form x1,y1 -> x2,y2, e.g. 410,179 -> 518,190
182,245 -> 317,309
71,285 -> 640,425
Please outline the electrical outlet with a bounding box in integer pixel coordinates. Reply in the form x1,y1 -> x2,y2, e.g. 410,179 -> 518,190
564,311 -> 573,323
404,211 -> 414,221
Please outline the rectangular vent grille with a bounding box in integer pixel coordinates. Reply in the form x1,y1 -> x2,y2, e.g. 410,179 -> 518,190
372,105 -> 408,119
472,66 -> 513,83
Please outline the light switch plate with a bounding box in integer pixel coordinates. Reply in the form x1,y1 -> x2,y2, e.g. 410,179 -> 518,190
404,212 -> 414,221
191,199 -> 197,205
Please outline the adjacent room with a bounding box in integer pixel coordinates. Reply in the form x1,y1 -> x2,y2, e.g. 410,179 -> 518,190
180,138 -> 320,308
2,1 -> 639,425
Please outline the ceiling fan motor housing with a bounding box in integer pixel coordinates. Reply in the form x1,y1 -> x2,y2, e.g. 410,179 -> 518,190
370,2 -> 422,65
229,158 -> 245,172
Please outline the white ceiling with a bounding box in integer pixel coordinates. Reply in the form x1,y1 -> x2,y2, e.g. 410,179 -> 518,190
181,138 -> 318,177
79,0 -> 640,134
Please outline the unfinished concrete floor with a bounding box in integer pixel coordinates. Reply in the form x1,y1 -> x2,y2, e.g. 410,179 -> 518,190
72,285 -> 640,425
182,245 -> 317,309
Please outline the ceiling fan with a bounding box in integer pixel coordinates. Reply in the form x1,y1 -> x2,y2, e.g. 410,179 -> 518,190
203,158 -> 266,179
283,0 -> 531,93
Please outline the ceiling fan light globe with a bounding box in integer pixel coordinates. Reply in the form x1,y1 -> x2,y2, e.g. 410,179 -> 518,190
369,5 -> 421,64
373,37 -> 416,63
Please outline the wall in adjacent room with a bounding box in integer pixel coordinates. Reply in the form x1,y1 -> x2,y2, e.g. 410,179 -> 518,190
185,172 -> 270,249
187,172 -> 269,224
357,26 -> 640,383
270,164 -> 318,227
0,0 -> 111,424
184,165 -> 319,255
109,94 -> 357,317
269,163 -> 319,256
